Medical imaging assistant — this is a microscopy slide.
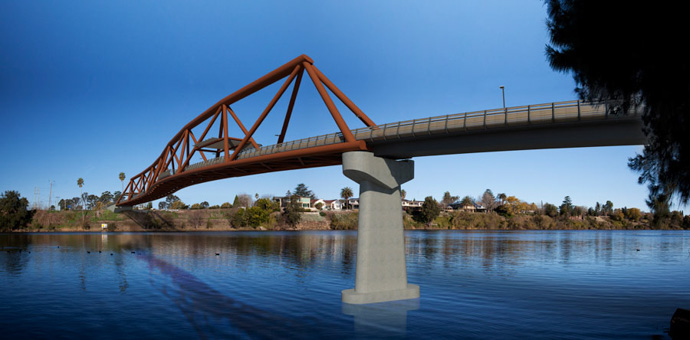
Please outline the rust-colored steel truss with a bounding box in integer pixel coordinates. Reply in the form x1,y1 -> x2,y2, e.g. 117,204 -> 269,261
117,55 -> 376,206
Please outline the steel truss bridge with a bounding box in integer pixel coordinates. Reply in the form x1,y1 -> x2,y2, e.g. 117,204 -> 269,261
116,55 -> 645,207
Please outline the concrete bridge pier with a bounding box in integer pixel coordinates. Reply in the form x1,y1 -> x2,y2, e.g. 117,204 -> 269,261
341,151 -> 420,304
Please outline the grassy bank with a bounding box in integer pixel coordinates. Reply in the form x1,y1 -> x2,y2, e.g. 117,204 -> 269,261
15,208 -> 689,233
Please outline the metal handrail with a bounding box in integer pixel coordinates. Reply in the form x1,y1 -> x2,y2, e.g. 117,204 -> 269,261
183,100 -> 637,170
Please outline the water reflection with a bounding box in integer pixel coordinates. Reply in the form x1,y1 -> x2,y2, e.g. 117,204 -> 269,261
140,253 -> 311,339
343,299 -> 419,336
1,230 -> 688,339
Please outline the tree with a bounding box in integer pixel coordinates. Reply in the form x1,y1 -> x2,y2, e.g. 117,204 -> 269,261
441,191 -> 459,209
234,194 -> 253,208
625,207 -> 642,222
77,178 -> 84,207
119,172 -> 126,191
170,200 -> 187,210
545,1 -> 690,205
113,191 -> 122,203
415,196 -> 440,225
481,189 -> 497,212
0,191 -> 33,231
99,191 -> 114,204
341,187 -> 354,210
87,194 -> 99,210
200,201 -> 209,209
77,178 -> 85,225
460,196 -> 474,208
560,196 -> 574,216
401,189 -> 407,200
543,203 -> 559,218
254,198 -> 279,212
294,183 -> 315,199
497,193 -> 507,205
282,195 -> 302,228
602,200 -> 614,215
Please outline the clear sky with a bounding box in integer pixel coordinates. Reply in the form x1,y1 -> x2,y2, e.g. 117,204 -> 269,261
0,0 -> 655,211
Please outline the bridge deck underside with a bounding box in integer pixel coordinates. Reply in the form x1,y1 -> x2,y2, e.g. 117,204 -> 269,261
122,142 -> 364,206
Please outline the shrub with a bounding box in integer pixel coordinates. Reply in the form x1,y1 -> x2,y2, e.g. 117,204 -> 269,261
0,191 -> 34,231
330,212 -> 358,230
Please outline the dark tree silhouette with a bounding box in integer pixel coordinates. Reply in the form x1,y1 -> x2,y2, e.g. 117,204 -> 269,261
545,0 -> 689,205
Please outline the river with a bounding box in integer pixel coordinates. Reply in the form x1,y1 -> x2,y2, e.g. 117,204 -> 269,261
1,230 -> 689,339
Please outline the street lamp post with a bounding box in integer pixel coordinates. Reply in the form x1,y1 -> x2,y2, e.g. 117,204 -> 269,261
499,86 -> 506,109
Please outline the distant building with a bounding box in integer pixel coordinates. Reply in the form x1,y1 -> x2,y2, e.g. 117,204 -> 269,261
402,199 -> 424,212
310,199 -> 326,211
273,196 -> 312,210
323,199 -> 342,210
449,200 -> 487,212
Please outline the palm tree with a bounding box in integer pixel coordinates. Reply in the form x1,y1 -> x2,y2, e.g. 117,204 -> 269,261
497,193 -> 507,205
119,172 -> 126,191
340,187 -> 353,210
77,178 -> 85,225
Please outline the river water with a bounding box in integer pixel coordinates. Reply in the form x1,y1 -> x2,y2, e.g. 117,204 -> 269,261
1,230 -> 689,339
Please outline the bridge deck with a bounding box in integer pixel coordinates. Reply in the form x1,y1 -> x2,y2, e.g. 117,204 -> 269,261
118,100 -> 643,206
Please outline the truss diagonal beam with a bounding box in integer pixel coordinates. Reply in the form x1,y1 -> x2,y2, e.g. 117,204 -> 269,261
303,62 -> 356,143
229,64 -> 302,161
278,67 -> 304,144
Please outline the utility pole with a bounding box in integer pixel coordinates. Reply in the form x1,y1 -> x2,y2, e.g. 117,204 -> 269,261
49,180 -> 54,210
34,187 -> 40,210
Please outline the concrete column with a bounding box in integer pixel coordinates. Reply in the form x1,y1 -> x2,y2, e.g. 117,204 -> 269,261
341,151 -> 420,304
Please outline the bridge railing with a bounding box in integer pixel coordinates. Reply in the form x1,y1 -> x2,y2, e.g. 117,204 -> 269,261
181,100 -> 637,170
349,100 -> 628,142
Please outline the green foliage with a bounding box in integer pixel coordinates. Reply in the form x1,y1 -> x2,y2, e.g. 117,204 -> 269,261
414,196 -> 440,224
229,200 -> 274,228
294,183 -> 316,199
282,195 -> 302,228
220,202 -> 232,209
329,212 -> 358,230
543,203 -> 559,218
0,191 -> 34,231
441,191 -> 459,209
246,206 -> 270,227
230,208 -> 248,228
559,196 -> 574,216
340,187 -> 353,209
494,204 -> 512,217
254,198 -> 279,212
545,0 -> 690,204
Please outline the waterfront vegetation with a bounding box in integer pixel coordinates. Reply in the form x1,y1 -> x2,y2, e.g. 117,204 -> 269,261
3,181 -> 690,232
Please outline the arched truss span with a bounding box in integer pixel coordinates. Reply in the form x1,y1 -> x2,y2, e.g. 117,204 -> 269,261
117,55 -> 377,206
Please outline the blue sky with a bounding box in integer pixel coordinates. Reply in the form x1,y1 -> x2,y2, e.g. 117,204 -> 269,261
0,1 -> 653,211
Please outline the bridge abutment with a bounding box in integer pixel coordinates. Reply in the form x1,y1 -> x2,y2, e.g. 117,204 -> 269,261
341,151 -> 420,304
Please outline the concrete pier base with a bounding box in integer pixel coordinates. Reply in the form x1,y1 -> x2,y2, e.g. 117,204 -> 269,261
341,151 -> 420,304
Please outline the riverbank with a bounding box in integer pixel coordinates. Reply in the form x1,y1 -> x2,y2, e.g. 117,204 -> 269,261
14,208 -> 689,232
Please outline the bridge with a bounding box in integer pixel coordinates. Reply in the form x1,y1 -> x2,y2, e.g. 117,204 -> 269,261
116,55 -> 646,304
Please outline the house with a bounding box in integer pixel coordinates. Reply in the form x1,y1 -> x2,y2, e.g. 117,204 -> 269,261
449,201 -> 487,212
273,196 -> 312,210
347,198 -> 359,210
402,199 -> 424,212
310,199 -> 326,211
323,199 -> 342,210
